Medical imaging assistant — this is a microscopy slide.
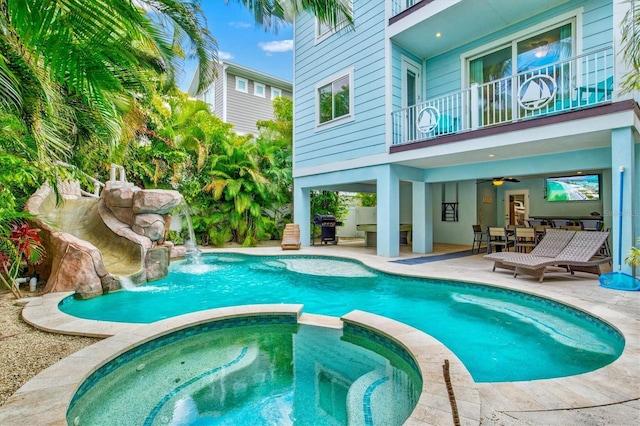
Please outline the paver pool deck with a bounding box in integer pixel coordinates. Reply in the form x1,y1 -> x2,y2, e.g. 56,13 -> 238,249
0,243 -> 638,425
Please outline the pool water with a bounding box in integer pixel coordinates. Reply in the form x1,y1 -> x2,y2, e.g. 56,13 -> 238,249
60,254 -> 625,382
66,321 -> 421,426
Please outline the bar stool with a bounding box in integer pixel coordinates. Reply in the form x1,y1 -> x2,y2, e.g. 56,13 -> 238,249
471,225 -> 485,254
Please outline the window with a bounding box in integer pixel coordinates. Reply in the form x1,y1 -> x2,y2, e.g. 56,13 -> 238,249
316,0 -> 352,42
254,83 -> 265,97
469,23 -> 573,85
316,69 -> 353,127
271,88 -> 282,99
202,87 -> 214,106
467,20 -> 573,124
235,77 -> 248,93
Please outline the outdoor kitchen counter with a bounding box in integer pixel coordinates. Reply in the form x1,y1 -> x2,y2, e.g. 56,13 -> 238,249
356,224 -> 412,247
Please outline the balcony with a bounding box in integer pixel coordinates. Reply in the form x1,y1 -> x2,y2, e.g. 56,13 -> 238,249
391,47 -> 614,146
391,0 -> 425,17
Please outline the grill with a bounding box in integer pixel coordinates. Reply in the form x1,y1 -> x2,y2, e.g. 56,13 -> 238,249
313,214 -> 341,245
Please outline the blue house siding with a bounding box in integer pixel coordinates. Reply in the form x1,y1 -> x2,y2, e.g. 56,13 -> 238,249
582,0 -> 613,50
293,0 -> 387,170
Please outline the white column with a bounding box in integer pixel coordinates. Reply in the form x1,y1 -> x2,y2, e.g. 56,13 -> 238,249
412,181 -> 433,253
293,183 -> 311,247
377,166 -> 400,257
611,127 -> 635,274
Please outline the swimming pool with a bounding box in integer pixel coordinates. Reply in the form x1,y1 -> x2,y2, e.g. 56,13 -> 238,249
66,317 -> 422,425
60,253 -> 625,382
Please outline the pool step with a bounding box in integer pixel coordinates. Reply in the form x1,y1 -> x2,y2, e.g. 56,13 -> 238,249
347,368 -> 416,425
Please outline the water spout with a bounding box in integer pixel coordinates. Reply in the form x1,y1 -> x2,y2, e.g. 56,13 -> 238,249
178,203 -> 202,264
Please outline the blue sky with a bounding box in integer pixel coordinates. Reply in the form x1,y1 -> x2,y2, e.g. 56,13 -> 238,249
178,1 -> 294,92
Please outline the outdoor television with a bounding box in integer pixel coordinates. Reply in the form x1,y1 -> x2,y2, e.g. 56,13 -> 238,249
545,174 -> 600,201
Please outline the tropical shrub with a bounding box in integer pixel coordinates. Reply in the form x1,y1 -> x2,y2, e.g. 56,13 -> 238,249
0,220 -> 44,298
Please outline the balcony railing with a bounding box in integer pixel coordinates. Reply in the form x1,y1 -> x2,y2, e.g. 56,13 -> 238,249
391,47 -> 614,146
391,0 -> 423,17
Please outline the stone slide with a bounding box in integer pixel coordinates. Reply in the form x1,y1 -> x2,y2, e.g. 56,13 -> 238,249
25,180 -> 183,299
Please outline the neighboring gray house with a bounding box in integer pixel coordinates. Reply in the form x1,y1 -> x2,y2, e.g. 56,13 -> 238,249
187,61 -> 292,135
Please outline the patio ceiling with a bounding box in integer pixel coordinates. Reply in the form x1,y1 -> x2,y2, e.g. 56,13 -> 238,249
391,129 -> 612,170
390,0 -> 572,59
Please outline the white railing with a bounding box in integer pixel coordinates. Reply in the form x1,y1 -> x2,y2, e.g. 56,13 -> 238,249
55,161 -> 104,197
391,47 -> 614,145
391,0 -> 422,17
109,164 -> 126,182
55,162 -> 127,197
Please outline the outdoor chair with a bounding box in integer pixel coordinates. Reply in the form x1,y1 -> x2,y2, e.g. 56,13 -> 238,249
502,231 -> 611,282
487,227 -> 515,254
514,227 -> 537,253
471,224 -> 486,254
580,219 -> 603,231
484,229 -> 575,272
281,223 -> 301,250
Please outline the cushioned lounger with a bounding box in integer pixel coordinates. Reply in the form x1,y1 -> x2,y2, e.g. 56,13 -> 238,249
483,229 -> 575,272
502,231 -> 611,282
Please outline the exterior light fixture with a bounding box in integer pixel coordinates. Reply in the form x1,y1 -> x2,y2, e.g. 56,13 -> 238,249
492,179 -> 504,186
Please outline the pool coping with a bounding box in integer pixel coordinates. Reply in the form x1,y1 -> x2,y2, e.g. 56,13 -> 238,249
2,246 -> 640,425
1,303 -> 480,425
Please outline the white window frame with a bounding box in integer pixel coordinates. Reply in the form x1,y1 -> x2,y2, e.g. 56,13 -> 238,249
460,9 -> 583,89
315,0 -> 353,44
254,82 -> 266,98
235,76 -> 248,93
271,88 -> 282,99
202,86 -> 215,106
315,67 -> 355,130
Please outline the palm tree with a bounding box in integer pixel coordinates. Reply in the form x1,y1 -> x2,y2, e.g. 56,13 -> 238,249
236,0 -> 353,31
0,0 -> 218,163
621,0 -> 640,91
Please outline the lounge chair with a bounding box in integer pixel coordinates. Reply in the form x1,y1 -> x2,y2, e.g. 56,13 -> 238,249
484,229 -> 575,272
281,223 -> 301,250
502,231 -> 611,282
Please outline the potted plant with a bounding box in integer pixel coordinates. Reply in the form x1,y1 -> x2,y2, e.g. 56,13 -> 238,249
625,237 -> 640,269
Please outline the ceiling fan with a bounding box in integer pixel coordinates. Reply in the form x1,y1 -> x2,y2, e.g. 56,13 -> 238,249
477,177 -> 520,186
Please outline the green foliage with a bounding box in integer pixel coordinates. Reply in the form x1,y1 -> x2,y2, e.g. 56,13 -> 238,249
357,193 -> 377,207
0,0 -> 350,251
626,237 -> 640,268
311,191 -> 348,220
0,220 -> 44,298
120,93 -> 294,247
621,2 -> 640,92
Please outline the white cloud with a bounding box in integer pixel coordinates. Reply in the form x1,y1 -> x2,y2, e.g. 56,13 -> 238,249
258,40 -> 293,54
229,21 -> 252,29
218,51 -> 234,60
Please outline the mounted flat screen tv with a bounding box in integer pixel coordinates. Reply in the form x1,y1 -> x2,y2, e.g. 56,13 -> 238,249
545,174 -> 600,201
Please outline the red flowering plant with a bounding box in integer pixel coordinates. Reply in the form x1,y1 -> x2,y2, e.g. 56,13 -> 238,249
0,220 -> 45,299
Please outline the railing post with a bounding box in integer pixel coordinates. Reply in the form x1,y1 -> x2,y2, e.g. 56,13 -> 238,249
110,164 -> 126,182
470,83 -> 479,130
